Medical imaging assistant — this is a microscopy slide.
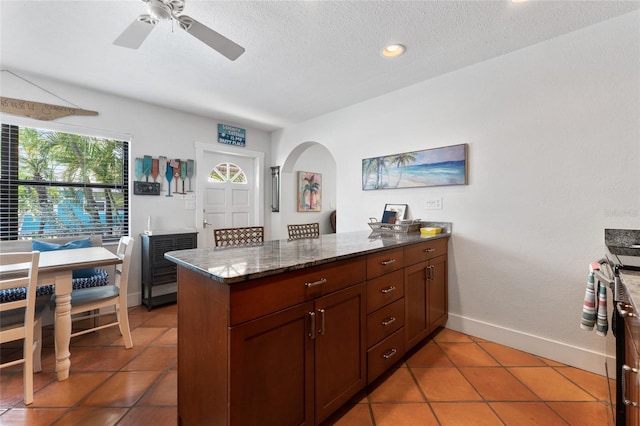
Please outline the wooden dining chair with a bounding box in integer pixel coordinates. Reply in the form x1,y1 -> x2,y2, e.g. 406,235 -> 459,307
0,251 -> 43,405
214,226 -> 264,247
288,222 -> 320,240
50,236 -> 135,348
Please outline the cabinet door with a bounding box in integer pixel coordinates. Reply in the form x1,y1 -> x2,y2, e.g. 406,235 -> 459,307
405,261 -> 428,348
314,283 -> 366,424
230,301 -> 315,426
427,254 -> 447,334
625,318 -> 640,426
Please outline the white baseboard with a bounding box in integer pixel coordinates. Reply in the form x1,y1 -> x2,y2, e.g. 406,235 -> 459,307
446,313 -> 616,378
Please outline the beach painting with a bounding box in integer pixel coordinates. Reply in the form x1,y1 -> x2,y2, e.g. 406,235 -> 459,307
362,144 -> 468,190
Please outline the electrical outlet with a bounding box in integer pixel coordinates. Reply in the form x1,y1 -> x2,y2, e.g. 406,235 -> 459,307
185,200 -> 196,210
425,197 -> 442,210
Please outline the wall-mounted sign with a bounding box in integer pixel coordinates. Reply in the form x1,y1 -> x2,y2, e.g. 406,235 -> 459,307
218,123 -> 246,147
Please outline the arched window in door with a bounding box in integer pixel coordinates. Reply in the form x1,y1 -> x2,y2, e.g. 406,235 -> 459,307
208,162 -> 247,184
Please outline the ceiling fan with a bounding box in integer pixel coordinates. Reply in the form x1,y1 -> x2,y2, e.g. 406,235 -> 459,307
113,0 -> 245,61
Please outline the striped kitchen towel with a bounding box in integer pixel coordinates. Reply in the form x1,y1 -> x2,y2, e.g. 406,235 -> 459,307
580,262 -> 608,336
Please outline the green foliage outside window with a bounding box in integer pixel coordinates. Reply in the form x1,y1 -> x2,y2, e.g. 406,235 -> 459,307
1,124 -> 129,241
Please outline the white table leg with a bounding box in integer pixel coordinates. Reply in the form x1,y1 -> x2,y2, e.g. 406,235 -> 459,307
53,272 -> 72,381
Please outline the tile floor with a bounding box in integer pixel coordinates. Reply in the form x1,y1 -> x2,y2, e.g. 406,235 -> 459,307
0,304 -> 616,425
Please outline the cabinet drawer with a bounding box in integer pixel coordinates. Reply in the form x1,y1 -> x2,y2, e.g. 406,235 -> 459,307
367,328 -> 406,383
404,238 -> 448,266
367,269 -> 403,313
367,248 -> 404,280
151,271 -> 177,285
367,298 -> 405,348
230,257 -> 366,325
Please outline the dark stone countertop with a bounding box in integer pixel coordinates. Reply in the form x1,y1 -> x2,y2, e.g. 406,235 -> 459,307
605,229 -> 640,257
621,270 -> 640,311
165,229 -> 451,284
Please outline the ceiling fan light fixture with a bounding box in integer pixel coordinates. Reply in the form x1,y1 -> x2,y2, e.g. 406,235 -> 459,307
382,44 -> 405,58
147,0 -> 173,20
115,0 -> 245,60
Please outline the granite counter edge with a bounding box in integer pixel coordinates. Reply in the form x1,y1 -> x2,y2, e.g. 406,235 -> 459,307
165,232 -> 451,285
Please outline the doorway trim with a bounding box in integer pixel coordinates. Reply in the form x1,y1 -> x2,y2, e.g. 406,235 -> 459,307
195,141 -> 265,247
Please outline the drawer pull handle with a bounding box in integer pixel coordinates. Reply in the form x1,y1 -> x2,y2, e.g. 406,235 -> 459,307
381,286 -> 396,294
318,308 -> 326,335
380,259 -> 396,266
381,317 -> 396,326
305,278 -> 327,288
308,312 -> 316,340
424,248 -> 436,253
382,348 -> 397,359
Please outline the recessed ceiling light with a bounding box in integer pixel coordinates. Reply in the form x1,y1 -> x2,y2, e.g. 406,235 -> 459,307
382,44 -> 405,58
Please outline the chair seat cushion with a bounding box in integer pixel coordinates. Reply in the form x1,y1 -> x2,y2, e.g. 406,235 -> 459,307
0,269 -> 109,303
0,303 -> 46,328
32,237 -> 97,278
50,285 -> 119,309
69,268 -> 110,290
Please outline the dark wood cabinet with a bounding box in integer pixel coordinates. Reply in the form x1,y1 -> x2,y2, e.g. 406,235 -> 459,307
140,232 -> 197,310
314,283 -> 366,423
366,250 -> 406,383
427,254 -> 448,333
404,239 -> 448,348
175,235 -> 448,425
625,307 -> 640,426
230,301 -> 315,426
229,283 -> 366,426
405,261 -> 429,348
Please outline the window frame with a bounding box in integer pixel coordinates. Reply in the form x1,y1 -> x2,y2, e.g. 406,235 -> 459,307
0,122 -> 130,242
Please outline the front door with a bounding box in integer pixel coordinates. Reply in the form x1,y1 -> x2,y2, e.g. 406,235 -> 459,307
196,143 -> 264,248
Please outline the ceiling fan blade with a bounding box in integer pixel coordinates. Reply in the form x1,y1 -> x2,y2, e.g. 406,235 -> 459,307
114,17 -> 156,49
180,16 -> 245,61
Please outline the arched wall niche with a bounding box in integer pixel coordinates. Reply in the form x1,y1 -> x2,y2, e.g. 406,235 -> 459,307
272,141 -> 337,239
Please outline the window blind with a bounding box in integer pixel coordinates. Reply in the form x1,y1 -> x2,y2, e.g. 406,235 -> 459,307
0,124 -> 129,242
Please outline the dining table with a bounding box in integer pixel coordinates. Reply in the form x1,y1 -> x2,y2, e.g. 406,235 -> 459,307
36,246 -> 122,380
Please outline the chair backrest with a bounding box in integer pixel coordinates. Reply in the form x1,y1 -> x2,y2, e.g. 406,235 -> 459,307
0,235 -> 102,253
114,236 -> 134,292
0,251 -> 40,330
214,226 -> 264,247
288,223 -> 320,240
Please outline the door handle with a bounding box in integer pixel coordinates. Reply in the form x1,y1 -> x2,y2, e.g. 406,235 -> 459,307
318,308 -> 326,335
202,209 -> 211,228
308,312 -> 316,340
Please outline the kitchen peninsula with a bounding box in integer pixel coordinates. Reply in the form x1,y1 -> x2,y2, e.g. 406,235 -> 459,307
165,227 -> 451,425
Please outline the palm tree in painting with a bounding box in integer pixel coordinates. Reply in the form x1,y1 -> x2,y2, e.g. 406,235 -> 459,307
362,158 -> 378,189
389,152 -> 417,188
302,173 -> 320,209
375,156 -> 389,189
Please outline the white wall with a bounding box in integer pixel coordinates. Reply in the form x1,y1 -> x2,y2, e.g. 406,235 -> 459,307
271,11 -> 640,374
271,143 -> 337,239
0,75 -> 272,305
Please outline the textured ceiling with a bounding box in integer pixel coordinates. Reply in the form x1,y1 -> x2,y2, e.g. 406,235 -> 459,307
1,0 -> 638,131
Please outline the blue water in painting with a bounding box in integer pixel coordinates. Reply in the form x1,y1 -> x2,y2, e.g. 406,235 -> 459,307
364,160 -> 466,189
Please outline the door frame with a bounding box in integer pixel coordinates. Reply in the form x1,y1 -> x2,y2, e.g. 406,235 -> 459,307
195,141 -> 265,248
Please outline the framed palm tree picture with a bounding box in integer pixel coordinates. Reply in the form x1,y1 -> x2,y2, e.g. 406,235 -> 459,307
362,143 -> 468,190
298,171 -> 322,212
